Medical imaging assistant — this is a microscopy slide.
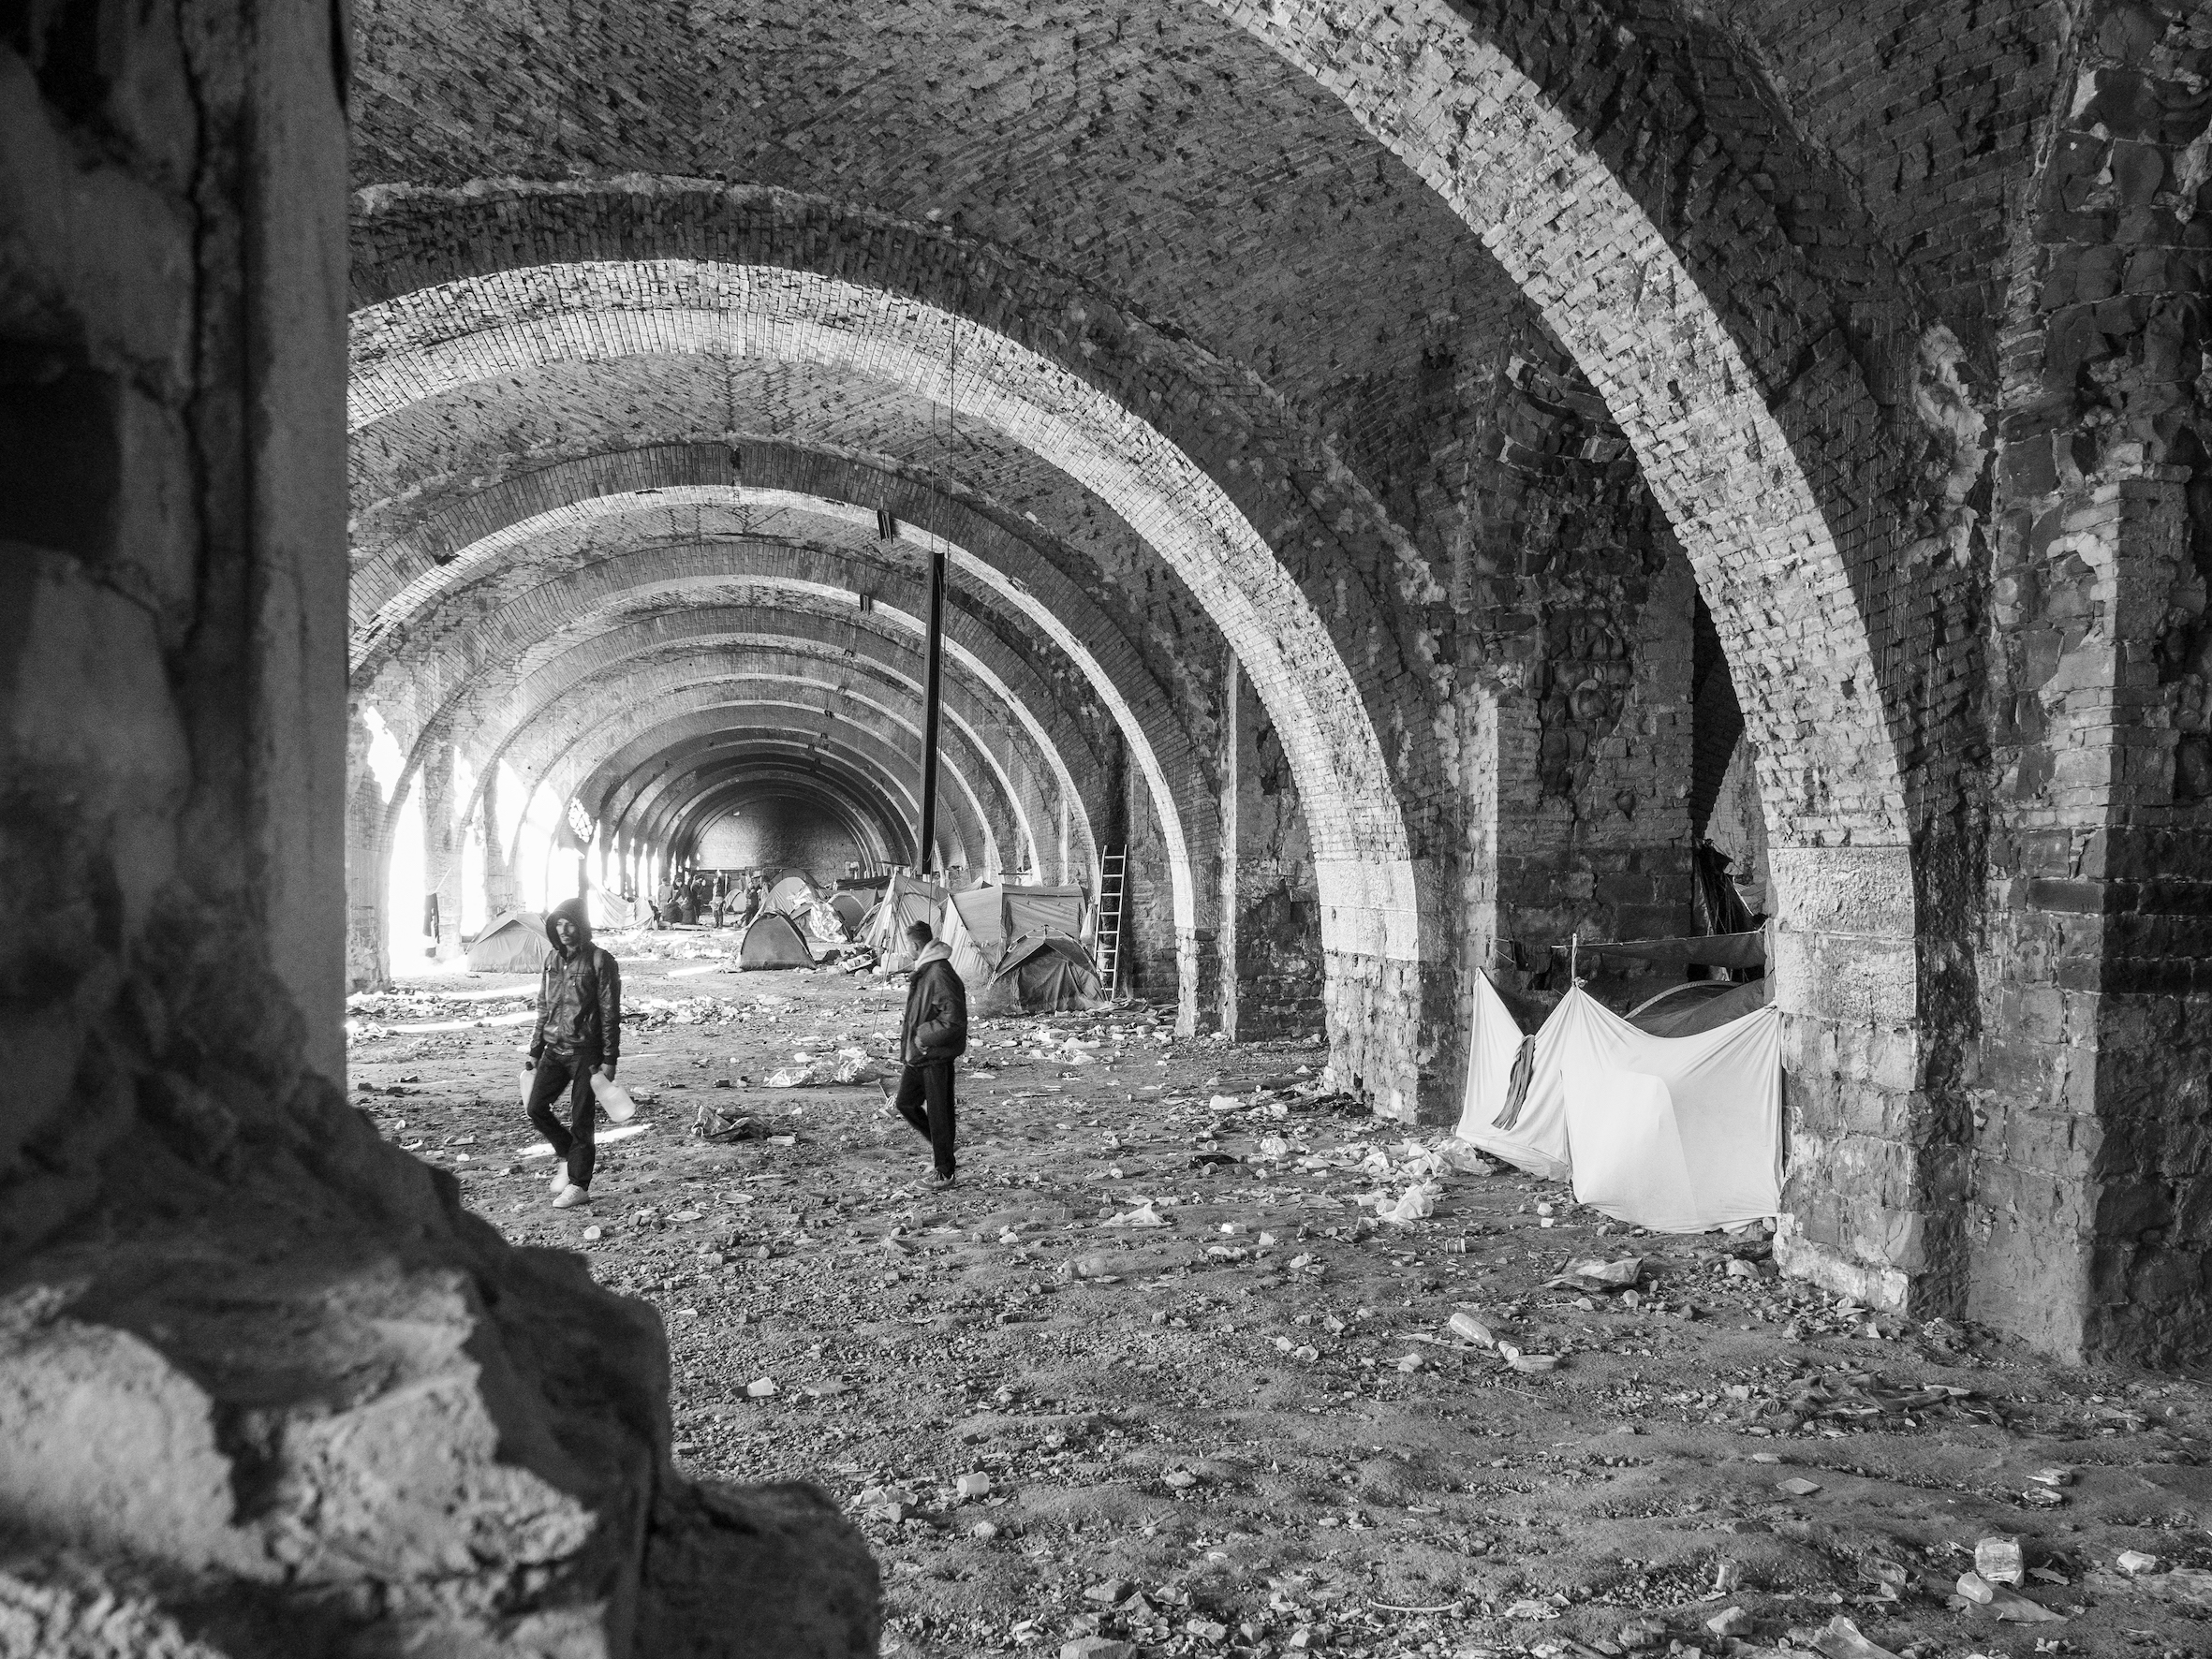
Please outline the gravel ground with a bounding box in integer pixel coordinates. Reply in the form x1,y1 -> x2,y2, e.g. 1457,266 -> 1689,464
347,932 -> 2212,1659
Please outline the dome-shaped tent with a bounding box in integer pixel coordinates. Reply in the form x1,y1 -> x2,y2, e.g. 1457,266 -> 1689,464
738,910 -> 817,970
941,885 -> 1006,997
765,874 -> 821,915
466,911 -> 552,974
827,889 -> 868,932
1002,884 -> 1085,942
861,874 -> 946,970
993,931 -> 1103,1014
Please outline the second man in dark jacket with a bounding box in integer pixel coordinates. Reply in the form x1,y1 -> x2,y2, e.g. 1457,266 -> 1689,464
893,919 -> 966,1184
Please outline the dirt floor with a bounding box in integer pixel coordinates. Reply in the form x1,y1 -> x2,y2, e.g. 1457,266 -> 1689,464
346,931 -> 2212,1659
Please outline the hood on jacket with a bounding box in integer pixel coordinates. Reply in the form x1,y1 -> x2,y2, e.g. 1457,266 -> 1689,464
544,896 -> 594,954
914,940 -> 952,967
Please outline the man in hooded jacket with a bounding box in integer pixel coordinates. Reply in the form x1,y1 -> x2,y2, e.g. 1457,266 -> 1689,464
525,896 -> 623,1209
893,919 -> 966,1183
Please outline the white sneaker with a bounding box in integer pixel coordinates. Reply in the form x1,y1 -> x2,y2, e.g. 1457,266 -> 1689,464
553,1184 -> 592,1210
550,1164 -> 571,1196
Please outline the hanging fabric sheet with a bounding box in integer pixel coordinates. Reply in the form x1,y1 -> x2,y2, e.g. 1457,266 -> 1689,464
1454,975 -> 1783,1231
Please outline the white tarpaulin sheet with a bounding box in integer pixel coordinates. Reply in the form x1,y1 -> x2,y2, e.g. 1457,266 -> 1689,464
1454,976 -> 1782,1231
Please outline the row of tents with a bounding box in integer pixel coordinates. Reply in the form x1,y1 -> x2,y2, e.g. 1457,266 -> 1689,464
858,874 -> 1105,1013
463,874 -> 1107,1013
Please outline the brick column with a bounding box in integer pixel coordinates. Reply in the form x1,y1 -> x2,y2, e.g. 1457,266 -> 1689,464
1976,3 -> 2212,1362
419,738 -> 465,960
345,711 -> 389,993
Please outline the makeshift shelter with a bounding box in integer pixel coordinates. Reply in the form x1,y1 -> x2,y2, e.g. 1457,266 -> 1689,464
861,874 -> 946,971
1626,976 -> 1773,1038
466,911 -> 552,974
764,874 -> 820,915
1454,974 -> 1781,1233
1002,884 -> 1084,941
827,890 -> 867,932
737,910 -> 816,970
941,885 -> 1008,987
992,931 -> 1103,1014
585,888 -> 638,931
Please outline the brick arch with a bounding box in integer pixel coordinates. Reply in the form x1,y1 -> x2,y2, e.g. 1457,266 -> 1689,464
662,774 -> 891,873
471,625 -> 1056,886
662,768 -> 901,874
518,688 -> 993,887
629,749 -> 915,874
350,243 -> 1426,1104
1205,0 -> 1945,1295
356,574 -> 1089,985
612,727 -> 969,874
624,753 -> 907,865
451,609 -> 1077,878
347,259 -> 1408,863
494,663 -> 1010,884
352,469 -> 1216,1033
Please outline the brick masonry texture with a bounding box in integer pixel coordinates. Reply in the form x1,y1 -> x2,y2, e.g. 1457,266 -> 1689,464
330,0 -> 2212,1363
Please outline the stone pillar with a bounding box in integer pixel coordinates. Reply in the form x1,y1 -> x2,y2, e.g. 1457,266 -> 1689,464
1971,4 -> 2212,1364
1218,655 -> 1242,1040
1224,658 -> 1325,1041
480,764 -> 522,918
345,709 -> 389,992
420,737 -> 464,959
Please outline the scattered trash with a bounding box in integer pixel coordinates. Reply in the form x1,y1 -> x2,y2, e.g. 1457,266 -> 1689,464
1706,1605 -> 1748,1636
1777,1476 -> 1822,1497
1448,1311 -> 1498,1347
955,1472 -> 993,1499
1104,1201 -> 1168,1227
1955,1570 -> 1996,1605
745,1377 -> 778,1398
1549,1255 -> 1643,1293
1163,1469 -> 1199,1490
1975,1535 -> 2024,1586
2117,1549 -> 2160,1575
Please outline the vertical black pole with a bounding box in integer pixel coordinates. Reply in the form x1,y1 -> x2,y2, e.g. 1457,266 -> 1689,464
917,547 -> 946,874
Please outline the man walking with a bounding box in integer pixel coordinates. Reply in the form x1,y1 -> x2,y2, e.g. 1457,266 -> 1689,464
893,919 -> 966,1184
524,896 -> 623,1210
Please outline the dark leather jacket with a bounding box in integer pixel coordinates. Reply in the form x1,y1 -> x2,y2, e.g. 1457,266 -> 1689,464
900,944 -> 967,1064
530,898 -> 622,1065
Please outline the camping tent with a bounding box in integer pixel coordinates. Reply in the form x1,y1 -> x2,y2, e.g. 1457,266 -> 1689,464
737,910 -> 816,970
467,911 -> 552,974
993,931 -> 1103,1014
585,888 -> 639,931
764,874 -> 820,915
1002,884 -> 1084,942
827,890 -> 868,931
861,874 -> 946,970
1626,976 -> 1773,1037
941,885 -> 1008,989
1454,973 -> 1781,1233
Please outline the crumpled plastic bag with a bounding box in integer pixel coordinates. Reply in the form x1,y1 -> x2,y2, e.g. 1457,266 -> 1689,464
1104,1201 -> 1168,1227
1382,1182 -> 1438,1224
766,1065 -> 821,1088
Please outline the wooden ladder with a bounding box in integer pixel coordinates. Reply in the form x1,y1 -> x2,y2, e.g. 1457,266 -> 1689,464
1093,847 -> 1128,997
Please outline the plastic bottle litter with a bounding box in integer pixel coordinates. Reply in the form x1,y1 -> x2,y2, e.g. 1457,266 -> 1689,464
1975,1535 -> 2024,1586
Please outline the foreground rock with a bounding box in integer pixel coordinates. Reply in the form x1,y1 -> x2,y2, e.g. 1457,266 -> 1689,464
1,939 -> 877,1657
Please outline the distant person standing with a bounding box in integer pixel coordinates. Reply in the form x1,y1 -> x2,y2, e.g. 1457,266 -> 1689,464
893,920 -> 966,1185
524,897 -> 623,1211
